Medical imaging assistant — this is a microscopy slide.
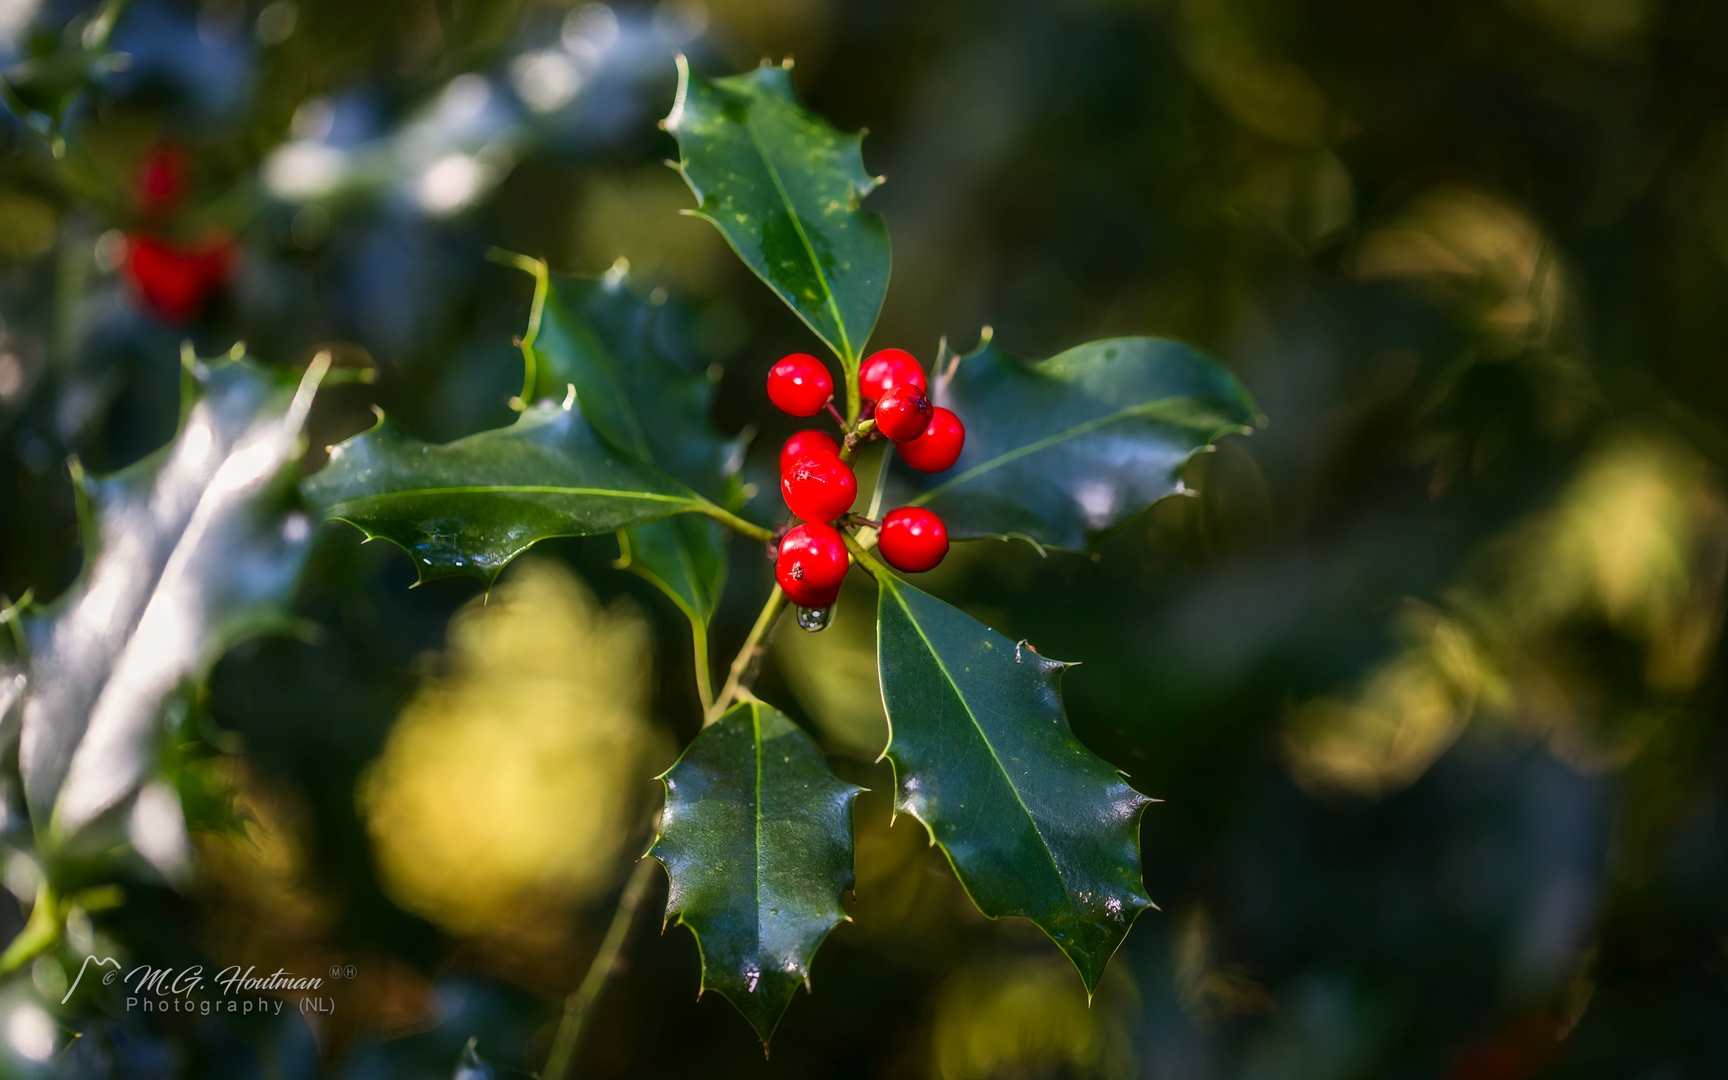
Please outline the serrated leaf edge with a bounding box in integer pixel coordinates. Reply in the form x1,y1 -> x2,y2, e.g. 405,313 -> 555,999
665,55 -> 885,369
873,574 -> 1154,995
910,334 -> 1262,551
647,700 -> 863,1044
310,407 -> 715,587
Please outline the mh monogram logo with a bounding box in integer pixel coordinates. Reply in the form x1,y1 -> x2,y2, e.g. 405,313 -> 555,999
62,955 -> 121,1004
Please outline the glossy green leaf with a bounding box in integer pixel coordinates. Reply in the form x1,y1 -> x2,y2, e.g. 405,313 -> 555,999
303,401 -> 709,583
666,58 -> 889,370
875,575 -> 1152,992
1,0 -> 125,132
650,700 -> 862,1043
526,267 -> 744,627
896,335 -> 1261,550
18,354 -> 319,847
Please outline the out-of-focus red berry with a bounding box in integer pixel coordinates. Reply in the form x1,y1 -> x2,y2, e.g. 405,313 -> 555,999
859,348 -> 925,403
135,143 -> 191,217
776,522 -> 848,607
780,429 -> 841,473
123,233 -> 236,323
878,507 -> 949,572
897,407 -> 965,472
874,384 -> 934,442
781,450 -> 857,523
767,353 -> 835,416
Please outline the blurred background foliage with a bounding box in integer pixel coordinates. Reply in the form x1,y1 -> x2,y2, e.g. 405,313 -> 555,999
2,0 -> 1728,1076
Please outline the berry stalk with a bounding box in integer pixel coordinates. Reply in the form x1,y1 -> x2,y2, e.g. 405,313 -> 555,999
703,586 -> 790,727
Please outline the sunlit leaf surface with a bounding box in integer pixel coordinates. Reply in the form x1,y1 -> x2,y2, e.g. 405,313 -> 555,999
18,356 -> 318,845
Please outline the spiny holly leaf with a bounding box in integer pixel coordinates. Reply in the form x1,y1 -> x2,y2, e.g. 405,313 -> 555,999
303,401 -> 714,583
18,354 -> 320,848
525,266 -> 746,630
875,575 -> 1152,992
896,335 -> 1260,550
666,57 -> 889,372
651,699 -> 861,1044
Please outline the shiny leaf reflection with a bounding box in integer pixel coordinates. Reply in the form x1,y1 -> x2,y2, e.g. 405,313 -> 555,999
16,352 -> 324,849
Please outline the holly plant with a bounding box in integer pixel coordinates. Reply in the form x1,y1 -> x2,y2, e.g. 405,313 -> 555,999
306,58 -> 1261,1054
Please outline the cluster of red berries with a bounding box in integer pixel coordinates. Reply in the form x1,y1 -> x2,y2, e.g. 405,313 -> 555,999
122,142 -> 237,323
766,348 -> 966,609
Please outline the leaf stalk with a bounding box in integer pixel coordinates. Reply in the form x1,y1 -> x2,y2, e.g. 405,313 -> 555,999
542,856 -> 659,1080
696,501 -> 775,544
704,587 -> 787,727
488,249 -> 550,407
542,580 -> 790,1076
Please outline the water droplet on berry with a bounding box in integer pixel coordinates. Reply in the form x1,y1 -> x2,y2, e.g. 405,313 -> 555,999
797,605 -> 832,632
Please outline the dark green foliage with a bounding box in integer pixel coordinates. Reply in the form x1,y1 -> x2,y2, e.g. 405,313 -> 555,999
527,269 -> 744,632
666,59 -> 890,375
650,700 -> 861,1042
302,403 -> 709,584
875,574 -> 1152,991
900,334 -> 1262,549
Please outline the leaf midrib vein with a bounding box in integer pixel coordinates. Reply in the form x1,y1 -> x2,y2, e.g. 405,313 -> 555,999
752,703 -> 765,961
912,399 -> 1210,506
885,582 -> 1073,913
742,108 -> 854,363
327,485 -> 699,509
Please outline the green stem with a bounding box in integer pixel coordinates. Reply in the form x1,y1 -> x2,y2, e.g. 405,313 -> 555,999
841,530 -> 887,573
843,361 -> 861,427
541,857 -> 658,1080
864,441 -> 892,519
689,610 -> 715,713
695,502 -> 775,544
488,249 -> 549,407
0,884 -> 60,976
542,582 -> 789,1077
704,587 -> 787,726
1,590 -> 34,659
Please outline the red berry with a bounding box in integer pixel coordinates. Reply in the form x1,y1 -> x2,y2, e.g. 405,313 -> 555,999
878,508 -> 949,573
783,580 -> 841,609
124,233 -> 235,322
135,143 -> 190,217
859,348 -> 926,403
780,429 -> 840,474
776,523 -> 848,606
767,353 -> 834,417
874,384 -> 933,442
897,407 -> 965,472
781,450 -> 857,523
